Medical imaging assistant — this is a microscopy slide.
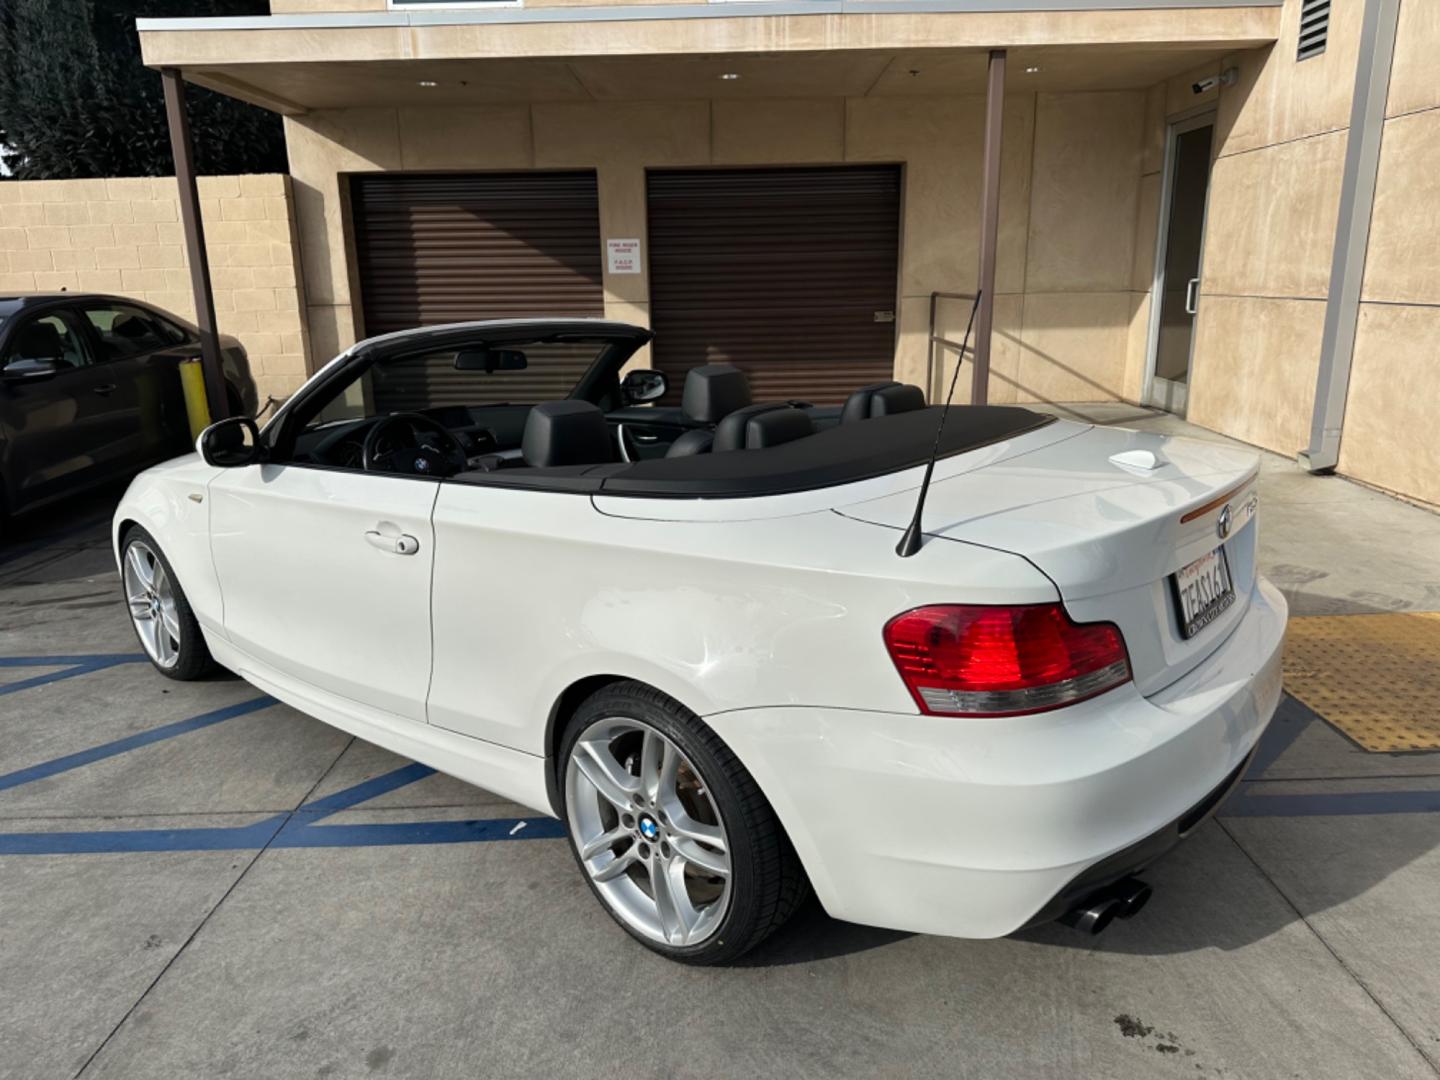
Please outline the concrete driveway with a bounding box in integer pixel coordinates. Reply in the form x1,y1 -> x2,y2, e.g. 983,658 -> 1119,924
2,409 -> 1439,1080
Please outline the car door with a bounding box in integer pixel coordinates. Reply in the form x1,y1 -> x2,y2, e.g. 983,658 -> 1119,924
77,302 -> 191,463
0,308 -> 126,511
207,462 -> 439,725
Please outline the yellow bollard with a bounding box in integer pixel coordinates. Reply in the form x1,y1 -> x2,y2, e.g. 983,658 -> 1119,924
178,357 -> 213,441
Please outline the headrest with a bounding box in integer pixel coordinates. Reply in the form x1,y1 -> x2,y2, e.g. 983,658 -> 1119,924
713,403 -> 813,452
521,400 -> 612,468
681,363 -> 751,424
112,314 -> 148,339
15,321 -> 65,361
744,407 -> 813,449
841,381 -> 927,424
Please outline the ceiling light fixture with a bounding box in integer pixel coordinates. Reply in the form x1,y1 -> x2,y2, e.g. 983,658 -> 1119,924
719,73 -> 741,81
1025,66 -> 1041,74
418,80 -> 438,87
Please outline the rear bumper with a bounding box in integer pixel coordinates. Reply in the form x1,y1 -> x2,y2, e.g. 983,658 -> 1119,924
707,576 -> 1287,938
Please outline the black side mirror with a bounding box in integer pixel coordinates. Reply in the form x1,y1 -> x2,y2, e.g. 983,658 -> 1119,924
2,357 -> 62,382
621,369 -> 668,404
199,416 -> 261,467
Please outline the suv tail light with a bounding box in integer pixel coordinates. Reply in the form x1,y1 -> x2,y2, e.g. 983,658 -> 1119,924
883,604 -> 1131,717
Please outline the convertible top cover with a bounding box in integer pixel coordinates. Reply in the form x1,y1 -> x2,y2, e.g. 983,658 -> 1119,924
458,405 -> 1056,499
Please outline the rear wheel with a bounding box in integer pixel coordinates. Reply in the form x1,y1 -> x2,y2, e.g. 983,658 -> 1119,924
560,681 -> 806,964
120,526 -> 213,680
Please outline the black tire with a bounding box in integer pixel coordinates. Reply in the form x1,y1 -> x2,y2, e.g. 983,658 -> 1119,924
119,524 -> 214,681
559,680 -> 807,964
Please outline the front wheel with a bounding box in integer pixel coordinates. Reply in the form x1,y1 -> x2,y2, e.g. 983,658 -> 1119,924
560,681 -> 806,964
120,526 -> 213,681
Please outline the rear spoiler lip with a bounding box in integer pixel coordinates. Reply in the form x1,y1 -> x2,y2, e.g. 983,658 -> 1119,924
1179,471 -> 1259,524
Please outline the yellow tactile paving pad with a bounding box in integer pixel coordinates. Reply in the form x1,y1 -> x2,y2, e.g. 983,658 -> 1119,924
1284,612 -> 1440,752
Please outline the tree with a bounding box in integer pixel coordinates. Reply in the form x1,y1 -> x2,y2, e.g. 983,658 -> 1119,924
0,1 -> 286,179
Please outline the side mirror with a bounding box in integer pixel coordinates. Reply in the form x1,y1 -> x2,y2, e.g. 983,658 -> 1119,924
2,357 -> 62,382
621,369 -> 668,404
199,416 -> 261,467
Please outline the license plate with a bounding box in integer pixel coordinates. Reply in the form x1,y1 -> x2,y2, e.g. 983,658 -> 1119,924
1172,546 -> 1235,639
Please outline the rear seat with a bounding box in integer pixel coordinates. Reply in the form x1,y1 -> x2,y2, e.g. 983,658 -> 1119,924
712,403 -> 813,452
665,363 -> 752,458
841,381 -> 926,423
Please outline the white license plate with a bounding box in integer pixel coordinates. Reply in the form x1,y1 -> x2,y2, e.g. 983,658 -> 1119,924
1172,546 -> 1235,639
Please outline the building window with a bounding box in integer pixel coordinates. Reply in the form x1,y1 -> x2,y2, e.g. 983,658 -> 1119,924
1297,0 -> 1329,61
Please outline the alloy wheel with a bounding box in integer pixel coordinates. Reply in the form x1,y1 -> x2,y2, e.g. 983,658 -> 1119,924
566,718 -> 732,947
123,540 -> 181,669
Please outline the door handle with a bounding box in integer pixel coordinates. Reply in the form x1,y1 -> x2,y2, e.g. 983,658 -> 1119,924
92,384 -> 118,396
365,526 -> 420,556
1185,278 -> 1201,316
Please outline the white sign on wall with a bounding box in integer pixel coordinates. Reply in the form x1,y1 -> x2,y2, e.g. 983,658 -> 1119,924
606,238 -> 642,275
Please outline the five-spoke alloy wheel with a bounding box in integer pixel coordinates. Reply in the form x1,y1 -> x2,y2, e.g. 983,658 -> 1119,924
567,717 -> 733,948
561,681 -> 806,964
120,526 -> 213,681
123,538 -> 182,669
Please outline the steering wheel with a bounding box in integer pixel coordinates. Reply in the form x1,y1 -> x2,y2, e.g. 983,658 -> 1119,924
361,412 -> 469,477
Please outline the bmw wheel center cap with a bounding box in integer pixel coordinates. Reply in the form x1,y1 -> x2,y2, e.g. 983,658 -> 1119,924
638,815 -> 660,841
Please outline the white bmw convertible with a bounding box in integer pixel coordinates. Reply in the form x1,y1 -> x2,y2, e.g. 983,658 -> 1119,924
113,317 -> 1285,964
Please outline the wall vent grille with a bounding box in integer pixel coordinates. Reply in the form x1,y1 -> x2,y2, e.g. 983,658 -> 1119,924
1298,0 -> 1330,61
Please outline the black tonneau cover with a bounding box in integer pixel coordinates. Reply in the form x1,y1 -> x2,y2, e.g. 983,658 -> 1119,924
454,405 -> 1054,499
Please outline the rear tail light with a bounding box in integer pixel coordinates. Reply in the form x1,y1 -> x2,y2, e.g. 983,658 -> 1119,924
882,603 -> 1132,716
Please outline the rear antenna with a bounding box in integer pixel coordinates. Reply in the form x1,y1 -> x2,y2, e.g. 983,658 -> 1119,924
896,290 -> 982,557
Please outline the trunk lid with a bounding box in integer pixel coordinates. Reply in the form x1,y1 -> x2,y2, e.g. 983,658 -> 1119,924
839,424 -> 1261,696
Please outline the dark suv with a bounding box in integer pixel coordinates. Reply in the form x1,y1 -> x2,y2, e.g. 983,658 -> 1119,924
0,293 -> 256,529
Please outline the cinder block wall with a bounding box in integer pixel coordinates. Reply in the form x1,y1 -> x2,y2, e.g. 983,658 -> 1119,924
0,174 -> 311,410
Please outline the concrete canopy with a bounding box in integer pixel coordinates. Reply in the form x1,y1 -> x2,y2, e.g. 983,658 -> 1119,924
136,4 -> 1281,114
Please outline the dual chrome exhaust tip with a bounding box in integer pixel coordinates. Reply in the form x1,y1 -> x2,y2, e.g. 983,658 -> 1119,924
1060,877 -> 1154,935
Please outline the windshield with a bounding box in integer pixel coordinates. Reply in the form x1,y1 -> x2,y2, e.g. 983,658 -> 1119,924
309,339 -> 608,430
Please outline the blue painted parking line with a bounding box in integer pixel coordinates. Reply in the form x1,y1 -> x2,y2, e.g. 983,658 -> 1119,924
0,817 -> 289,855
0,653 -> 148,697
0,811 -> 565,855
272,815 -> 566,848
0,663 -> 1431,857
0,745 -> 562,855
296,761 -> 437,819
0,696 -> 276,793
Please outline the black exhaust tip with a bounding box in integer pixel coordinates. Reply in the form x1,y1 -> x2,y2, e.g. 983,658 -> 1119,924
1059,897 -> 1122,935
1114,878 -> 1153,920
1060,878 -> 1152,935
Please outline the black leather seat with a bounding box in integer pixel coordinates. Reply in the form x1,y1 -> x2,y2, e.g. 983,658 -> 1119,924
841,381 -> 926,424
665,364 -> 753,458
521,400 -> 613,467
712,403 -> 813,452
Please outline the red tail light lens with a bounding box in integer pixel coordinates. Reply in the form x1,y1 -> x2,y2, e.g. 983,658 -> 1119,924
883,604 -> 1132,716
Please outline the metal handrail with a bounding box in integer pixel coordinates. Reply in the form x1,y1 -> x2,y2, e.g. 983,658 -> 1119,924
927,290 -> 978,401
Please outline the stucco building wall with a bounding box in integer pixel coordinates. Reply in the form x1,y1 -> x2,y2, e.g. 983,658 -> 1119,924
287,89 -> 1148,406
0,174 -> 310,408
1169,0 -> 1363,459
1341,0 -> 1440,507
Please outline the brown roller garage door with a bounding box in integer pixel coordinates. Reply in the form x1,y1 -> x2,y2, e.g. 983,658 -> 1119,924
350,171 -> 604,336
350,172 -> 606,411
646,166 -> 902,404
